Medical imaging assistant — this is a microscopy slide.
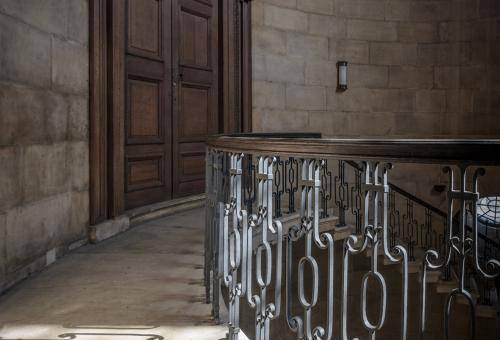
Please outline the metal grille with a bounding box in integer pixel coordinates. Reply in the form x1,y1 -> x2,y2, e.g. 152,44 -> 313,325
205,149 -> 500,340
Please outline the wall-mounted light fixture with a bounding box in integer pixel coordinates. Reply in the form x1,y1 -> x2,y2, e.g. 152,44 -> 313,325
337,61 -> 348,92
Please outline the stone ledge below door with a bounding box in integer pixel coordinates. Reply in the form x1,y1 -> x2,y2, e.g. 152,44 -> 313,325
88,194 -> 206,243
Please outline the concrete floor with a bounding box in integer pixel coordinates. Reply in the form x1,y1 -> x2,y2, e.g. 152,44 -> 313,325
0,208 -> 227,340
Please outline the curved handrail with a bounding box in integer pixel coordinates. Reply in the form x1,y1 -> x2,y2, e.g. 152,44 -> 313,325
207,135 -> 500,165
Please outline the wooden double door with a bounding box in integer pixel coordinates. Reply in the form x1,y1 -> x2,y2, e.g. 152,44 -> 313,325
90,0 -> 251,222
123,0 -> 218,209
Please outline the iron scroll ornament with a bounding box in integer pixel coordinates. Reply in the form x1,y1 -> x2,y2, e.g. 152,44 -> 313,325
420,166 -> 500,340
341,162 -> 409,340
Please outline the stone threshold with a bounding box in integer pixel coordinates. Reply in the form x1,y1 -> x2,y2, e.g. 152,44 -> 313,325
89,194 -> 206,243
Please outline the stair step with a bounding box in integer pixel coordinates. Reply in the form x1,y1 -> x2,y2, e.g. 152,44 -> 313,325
418,269 -> 441,283
476,304 -> 500,319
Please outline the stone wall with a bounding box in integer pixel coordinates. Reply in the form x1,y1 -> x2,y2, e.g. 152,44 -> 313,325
0,0 -> 89,289
251,0 -> 500,207
252,0 -> 500,137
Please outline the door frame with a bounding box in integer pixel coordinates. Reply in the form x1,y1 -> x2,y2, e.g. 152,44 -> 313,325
89,0 -> 252,223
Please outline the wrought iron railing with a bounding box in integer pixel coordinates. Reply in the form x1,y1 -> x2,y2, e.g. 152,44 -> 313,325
204,135 -> 500,340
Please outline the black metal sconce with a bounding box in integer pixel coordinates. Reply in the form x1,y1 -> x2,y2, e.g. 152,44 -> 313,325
337,61 -> 348,91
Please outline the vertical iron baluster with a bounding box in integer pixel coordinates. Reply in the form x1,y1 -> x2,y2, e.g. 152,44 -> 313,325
285,157 -> 299,214
286,159 -> 335,340
334,160 -> 348,224
245,156 -> 283,340
350,166 -> 364,234
321,160 -> 333,219
243,154 -> 256,214
273,157 -> 285,218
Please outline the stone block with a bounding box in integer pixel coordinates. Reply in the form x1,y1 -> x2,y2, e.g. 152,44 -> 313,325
67,141 -> 89,191
308,111 -> 335,136
261,109 -> 309,132
67,0 -> 89,44
89,215 -> 130,243
0,213 -> 5,277
371,89 -> 416,113
253,27 -> 286,55
473,91 -> 500,114
298,0 -> 334,15
338,0 -> 385,20
347,20 -> 397,42
479,0 -> 500,19
45,93 -> 69,143
253,81 -> 286,109
262,0 -> 297,8
385,1 -> 411,21
349,65 -> 388,89
328,88 -> 375,112
395,112 -> 444,137
441,112 -> 478,136
5,192 -> 72,272
287,32 -> 328,60
265,55 -> 305,84
22,143 -> 69,204
416,90 -> 446,113
438,21 -> 474,43
0,14 -> 51,87
286,85 -> 326,111
252,54 -> 267,81
389,66 -> 433,89
0,84 -> 67,146
445,89 -> 473,114
475,114 -> 500,136
0,0 -> 67,36
420,42 -> 471,66
333,40 -> 370,64
434,67 -> 460,89
0,147 -> 22,212
52,37 -> 89,94
459,66 -> 488,89
252,1 -> 264,26
305,61 -> 336,86
69,190 -> 90,241
68,95 -> 89,141
397,22 -> 438,43
344,112 -> 398,136
264,5 -> 308,33
410,1 -> 452,22
0,84 -> 43,146
470,41 -> 493,65
308,14 -> 346,39
370,42 -> 417,65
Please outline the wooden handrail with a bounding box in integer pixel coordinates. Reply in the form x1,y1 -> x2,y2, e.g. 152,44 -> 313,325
207,134 -> 500,165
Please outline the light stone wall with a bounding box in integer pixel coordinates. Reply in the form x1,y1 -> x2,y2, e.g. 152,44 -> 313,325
252,0 -> 500,137
252,0 -> 500,207
0,0 -> 89,290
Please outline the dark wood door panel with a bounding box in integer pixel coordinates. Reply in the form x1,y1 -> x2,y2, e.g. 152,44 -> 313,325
179,7 -> 210,69
178,84 -> 210,139
126,151 -> 165,192
127,0 -> 163,60
124,144 -> 168,209
126,56 -> 164,78
126,76 -> 163,144
173,0 -> 218,197
124,0 -> 172,209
